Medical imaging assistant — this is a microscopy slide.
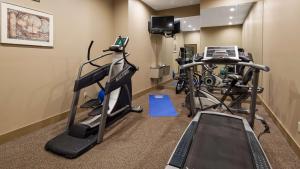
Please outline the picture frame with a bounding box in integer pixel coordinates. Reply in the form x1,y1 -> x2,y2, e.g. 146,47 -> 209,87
0,2 -> 54,47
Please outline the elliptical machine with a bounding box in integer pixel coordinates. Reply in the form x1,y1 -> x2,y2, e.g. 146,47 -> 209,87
45,36 -> 142,159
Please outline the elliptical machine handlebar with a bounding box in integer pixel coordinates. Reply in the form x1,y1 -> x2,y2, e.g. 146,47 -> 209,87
87,36 -> 138,76
78,52 -> 113,78
88,41 -> 94,59
238,62 -> 270,72
180,61 -> 270,72
87,40 -> 113,68
180,62 -> 204,69
103,49 -> 110,52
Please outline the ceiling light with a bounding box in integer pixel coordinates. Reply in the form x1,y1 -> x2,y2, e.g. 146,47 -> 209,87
168,23 -> 173,27
230,7 -> 235,12
188,25 -> 192,28
183,20 -> 186,24
228,22 -> 233,25
192,28 -> 196,31
229,16 -> 234,19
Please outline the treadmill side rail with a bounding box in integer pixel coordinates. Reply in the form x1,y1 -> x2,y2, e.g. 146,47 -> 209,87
168,121 -> 198,168
242,119 -> 272,169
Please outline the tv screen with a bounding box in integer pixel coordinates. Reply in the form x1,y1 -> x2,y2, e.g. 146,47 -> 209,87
151,16 -> 174,31
173,21 -> 180,34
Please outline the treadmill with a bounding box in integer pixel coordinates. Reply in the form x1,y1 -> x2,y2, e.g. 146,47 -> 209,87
166,46 -> 272,169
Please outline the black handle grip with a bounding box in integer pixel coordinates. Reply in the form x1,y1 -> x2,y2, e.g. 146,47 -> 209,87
87,41 -> 94,61
87,41 -> 101,68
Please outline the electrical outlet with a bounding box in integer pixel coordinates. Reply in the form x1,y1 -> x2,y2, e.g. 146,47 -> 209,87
298,121 -> 300,133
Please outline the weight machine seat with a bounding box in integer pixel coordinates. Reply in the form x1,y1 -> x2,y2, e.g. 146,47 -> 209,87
166,112 -> 271,169
225,67 -> 253,85
222,67 -> 263,96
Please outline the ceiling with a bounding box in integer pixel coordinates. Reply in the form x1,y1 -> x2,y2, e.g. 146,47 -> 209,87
200,3 -> 253,27
177,2 -> 254,31
176,16 -> 201,32
141,0 -> 200,10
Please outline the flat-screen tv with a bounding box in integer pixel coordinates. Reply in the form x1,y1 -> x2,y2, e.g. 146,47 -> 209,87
150,16 -> 174,33
173,21 -> 180,34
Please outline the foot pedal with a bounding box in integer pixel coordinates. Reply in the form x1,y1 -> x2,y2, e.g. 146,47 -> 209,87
80,99 -> 101,108
131,105 -> 143,113
88,107 -> 102,116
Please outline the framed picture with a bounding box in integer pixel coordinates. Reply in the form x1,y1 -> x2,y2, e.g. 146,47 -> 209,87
0,2 -> 53,47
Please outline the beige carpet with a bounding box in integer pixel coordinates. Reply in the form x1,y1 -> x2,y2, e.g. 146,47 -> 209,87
0,87 -> 299,169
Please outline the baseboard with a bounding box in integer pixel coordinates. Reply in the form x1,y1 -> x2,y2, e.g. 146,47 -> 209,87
0,79 -> 173,145
0,111 -> 69,145
133,85 -> 157,100
258,95 -> 300,158
133,79 -> 173,99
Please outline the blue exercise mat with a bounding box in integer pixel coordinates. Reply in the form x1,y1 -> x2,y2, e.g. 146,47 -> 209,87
149,94 -> 178,117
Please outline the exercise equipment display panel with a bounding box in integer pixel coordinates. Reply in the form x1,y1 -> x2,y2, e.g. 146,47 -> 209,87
203,46 -> 241,63
114,37 -> 128,47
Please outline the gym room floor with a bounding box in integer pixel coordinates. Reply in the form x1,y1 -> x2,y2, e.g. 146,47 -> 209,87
0,83 -> 299,169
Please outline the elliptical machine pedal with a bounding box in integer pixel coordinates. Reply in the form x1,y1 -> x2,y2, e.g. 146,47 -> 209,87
88,106 -> 103,116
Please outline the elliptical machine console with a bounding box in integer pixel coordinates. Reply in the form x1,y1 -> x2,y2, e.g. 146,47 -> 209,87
45,36 -> 142,159
105,37 -> 129,52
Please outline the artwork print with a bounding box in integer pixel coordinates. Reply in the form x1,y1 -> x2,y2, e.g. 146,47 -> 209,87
1,3 -> 53,46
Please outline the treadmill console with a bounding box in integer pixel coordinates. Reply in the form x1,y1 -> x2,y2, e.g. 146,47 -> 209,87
203,46 -> 240,64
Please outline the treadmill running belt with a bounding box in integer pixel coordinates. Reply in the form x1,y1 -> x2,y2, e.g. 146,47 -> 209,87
184,114 -> 255,169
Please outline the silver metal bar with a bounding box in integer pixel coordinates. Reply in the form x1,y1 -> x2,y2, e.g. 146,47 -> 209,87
187,67 -> 197,117
237,62 -> 270,72
180,62 -> 204,70
66,91 -> 80,130
180,61 -> 270,72
77,53 -> 113,78
97,53 -> 129,143
249,69 -> 260,128
84,53 -> 113,66
97,92 -> 110,143
110,105 -> 130,117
